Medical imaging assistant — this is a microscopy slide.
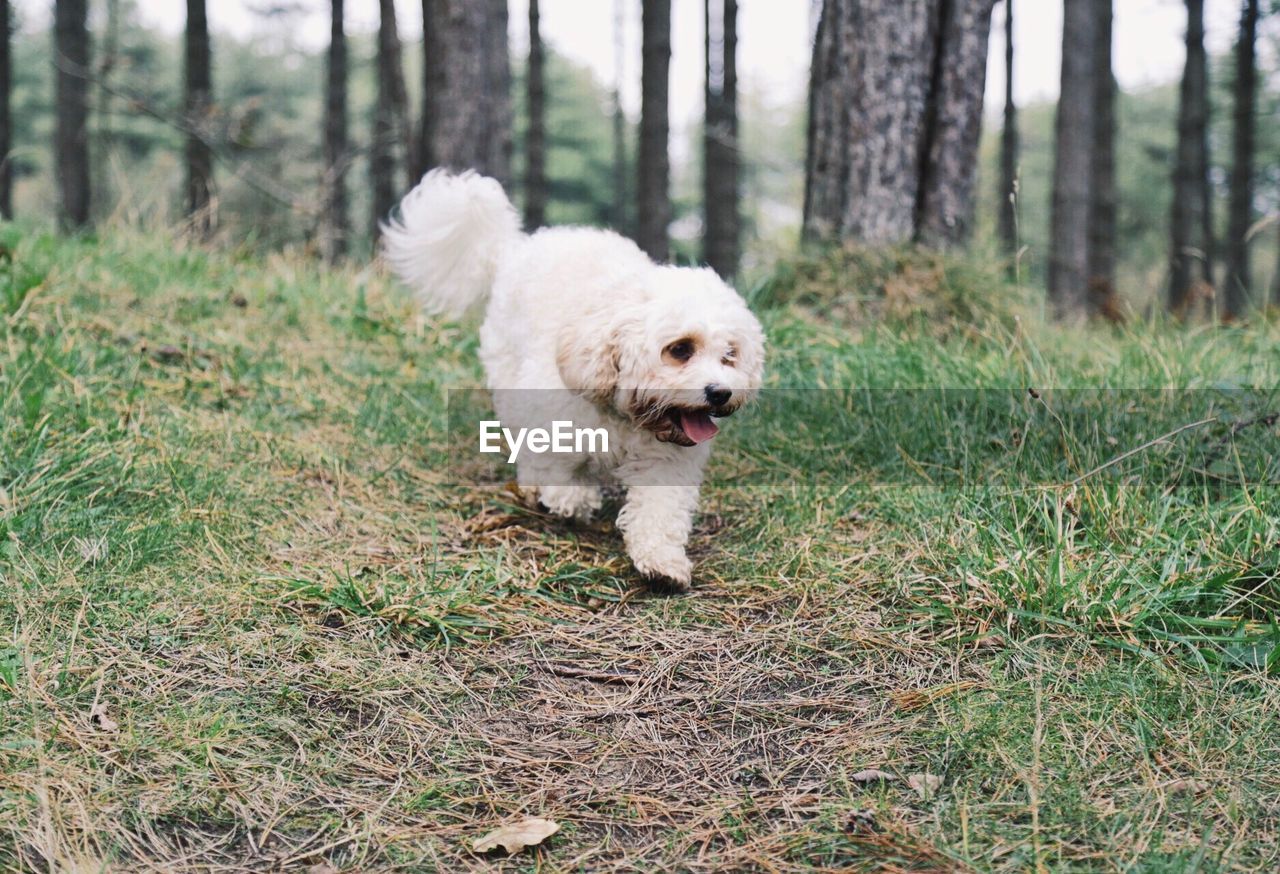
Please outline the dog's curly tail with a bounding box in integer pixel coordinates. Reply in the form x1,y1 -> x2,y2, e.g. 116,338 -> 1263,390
381,169 -> 522,319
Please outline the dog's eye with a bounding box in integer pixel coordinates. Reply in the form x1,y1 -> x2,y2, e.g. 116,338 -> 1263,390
664,340 -> 695,363
722,347 -> 737,367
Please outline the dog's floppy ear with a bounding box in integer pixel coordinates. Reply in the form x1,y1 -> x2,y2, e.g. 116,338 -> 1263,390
556,323 -> 618,405
556,312 -> 642,405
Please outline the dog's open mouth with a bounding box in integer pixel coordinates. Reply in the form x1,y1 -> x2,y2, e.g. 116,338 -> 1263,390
658,407 -> 731,446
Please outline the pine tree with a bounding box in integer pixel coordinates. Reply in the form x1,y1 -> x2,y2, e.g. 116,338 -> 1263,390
185,0 -> 214,235
703,0 -> 739,278
321,0 -> 348,261
1169,0 -> 1213,314
1087,0 -> 1117,312
524,0 -> 547,229
996,0 -> 1017,259
372,0 -> 409,235
94,0 -> 119,217
1047,0 -> 1096,317
0,0 -> 11,220
54,0 -> 91,229
1224,0 -> 1259,319
803,0 -> 996,247
916,0 -> 997,247
419,0 -> 512,183
637,0 -> 672,261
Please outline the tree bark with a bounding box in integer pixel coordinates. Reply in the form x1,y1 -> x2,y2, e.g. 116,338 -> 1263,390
524,0 -> 547,229
612,0 -> 628,233
321,0 -> 348,262
94,0 -> 119,219
996,0 -> 1017,257
1273,222 -> 1280,308
1048,0 -> 1096,318
803,0 -> 993,247
1169,0 -> 1213,314
373,0 -> 409,235
917,0 -> 996,247
804,0 -> 935,244
185,0 -> 213,235
1224,0 -> 1258,319
638,0 -> 672,262
388,6 -> 412,173
54,0 -> 91,230
1087,0 -> 1117,309
416,0 -> 431,176
801,0 -> 834,242
0,0 -> 11,220
420,0 -> 512,184
703,0 -> 739,278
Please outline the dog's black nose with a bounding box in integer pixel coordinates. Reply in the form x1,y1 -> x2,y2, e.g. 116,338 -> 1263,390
705,385 -> 732,407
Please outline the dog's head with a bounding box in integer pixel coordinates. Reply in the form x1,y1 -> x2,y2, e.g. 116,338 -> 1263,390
557,266 -> 765,446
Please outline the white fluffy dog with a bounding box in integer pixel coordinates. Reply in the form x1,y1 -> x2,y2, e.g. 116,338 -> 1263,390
383,170 -> 765,590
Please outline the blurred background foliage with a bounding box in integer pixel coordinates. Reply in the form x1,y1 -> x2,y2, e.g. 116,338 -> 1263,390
6,1 -> 1278,305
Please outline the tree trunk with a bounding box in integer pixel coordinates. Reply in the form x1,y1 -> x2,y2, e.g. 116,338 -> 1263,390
802,0 -> 994,247
524,0 -> 547,229
637,0 -> 672,262
801,0 -> 832,242
1048,0 -> 1096,318
1169,0 -> 1212,314
321,0 -> 348,262
416,0 -> 431,177
917,0 -> 996,247
373,0 -> 409,235
996,0 -> 1017,257
420,0 -> 512,184
387,3 -> 412,173
1224,0 -> 1258,320
0,0 -> 11,220
1087,0 -> 1117,309
1273,223 -> 1280,308
612,0 -> 628,233
54,0 -> 91,230
804,0 -> 935,244
185,0 -> 213,235
703,0 -> 739,278
94,0 -> 118,220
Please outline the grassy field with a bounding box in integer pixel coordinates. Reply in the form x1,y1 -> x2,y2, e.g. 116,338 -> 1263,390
2,227 -> 1279,872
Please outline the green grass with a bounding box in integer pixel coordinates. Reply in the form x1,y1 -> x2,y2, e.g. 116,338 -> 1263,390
2,225 -> 1279,872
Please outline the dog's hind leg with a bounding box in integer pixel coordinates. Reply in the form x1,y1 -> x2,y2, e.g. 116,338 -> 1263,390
517,456 -> 602,522
536,483 -> 603,521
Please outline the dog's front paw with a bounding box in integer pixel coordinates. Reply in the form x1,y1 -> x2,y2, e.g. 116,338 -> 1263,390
632,552 -> 693,593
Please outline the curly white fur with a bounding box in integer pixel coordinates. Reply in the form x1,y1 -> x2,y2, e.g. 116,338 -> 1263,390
385,171 -> 766,590
381,169 -> 522,319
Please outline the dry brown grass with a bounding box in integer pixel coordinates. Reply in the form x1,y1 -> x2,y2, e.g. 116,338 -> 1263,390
5,231 -> 1280,872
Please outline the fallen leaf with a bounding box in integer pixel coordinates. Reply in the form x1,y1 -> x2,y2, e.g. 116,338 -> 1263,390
472,817 -> 560,854
907,772 -> 942,799
851,769 -> 897,784
89,703 -> 118,732
1164,778 -> 1208,795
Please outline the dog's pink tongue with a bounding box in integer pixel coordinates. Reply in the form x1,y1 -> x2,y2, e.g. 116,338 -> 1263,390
680,411 -> 719,444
